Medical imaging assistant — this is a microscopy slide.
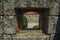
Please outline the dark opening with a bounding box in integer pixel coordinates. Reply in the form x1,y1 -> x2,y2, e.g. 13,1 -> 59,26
14,7 -> 49,32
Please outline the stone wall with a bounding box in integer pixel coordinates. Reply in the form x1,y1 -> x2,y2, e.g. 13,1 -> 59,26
0,0 -> 60,40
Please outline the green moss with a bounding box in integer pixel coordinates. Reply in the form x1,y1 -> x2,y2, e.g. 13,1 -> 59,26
23,16 -> 28,27
33,25 -> 39,29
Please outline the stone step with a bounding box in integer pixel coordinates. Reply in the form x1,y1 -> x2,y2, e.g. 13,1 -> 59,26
4,34 -> 49,40
12,32 -> 49,40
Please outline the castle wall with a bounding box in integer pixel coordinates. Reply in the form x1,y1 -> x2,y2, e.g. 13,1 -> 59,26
0,0 -> 59,40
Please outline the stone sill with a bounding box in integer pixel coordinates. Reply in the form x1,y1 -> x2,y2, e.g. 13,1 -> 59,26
11,28 -> 49,40
14,30 -> 43,38
16,30 -> 42,34
12,33 -> 49,40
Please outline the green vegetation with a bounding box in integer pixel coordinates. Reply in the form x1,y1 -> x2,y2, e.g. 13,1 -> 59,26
33,25 -> 39,29
23,16 -> 28,27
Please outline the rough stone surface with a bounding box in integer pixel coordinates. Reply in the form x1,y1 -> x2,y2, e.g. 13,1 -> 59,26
4,34 -> 11,40
49,34 -> 55,40
0,1 -> 4,15
4,0 -> 15,15
48,16 -> 58,34
12,33 -> 49,40
49,2 -> 59,15
0,16 -> 4,34
15,0 -> 49,7
4,16 -> 18,34
0,0 -> 59,40
0,34 -> 3,40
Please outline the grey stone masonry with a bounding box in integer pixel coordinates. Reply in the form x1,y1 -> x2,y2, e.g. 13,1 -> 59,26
4,0 -> 16,15
0,0 -> 60,40
49,34 -> 55,40
0,34 -> 3,40
0,0 -> 4,15
12,33 -> 49,40
15,0 -> 49,7
48,16 -> 58,34
47,2 -> 59,34
4,34 -> 12,40
0,16 -> 4,34
49,2 -> 59,15
4,16 -> 18,34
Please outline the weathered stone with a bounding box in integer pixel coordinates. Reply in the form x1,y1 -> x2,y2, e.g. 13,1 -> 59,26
4,16 -> 18,34
4,0 -> 16,15
15,0 -> 49,8
13,36 -> 49,40
41,35 -> 49,40
49,34 -> 55,40
0,34 -> 3,40
4,34 -> 12,40
0,16 -> 4,34
43,0 -> 49,7
49,2 -> 59,15
12,33 -> 49,40
3,0 -> 59,15
0,2 -> 4,15
48,16 -> 58,34
0,0 -> 59,40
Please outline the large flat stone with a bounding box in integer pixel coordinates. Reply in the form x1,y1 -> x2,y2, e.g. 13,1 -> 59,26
48,16 -> 58,34
4,16 -> 18,34
12,33 -> 49,40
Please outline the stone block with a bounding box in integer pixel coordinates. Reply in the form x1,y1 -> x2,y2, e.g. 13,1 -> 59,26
15,0 -> 49,8
48,16 -> 58,34
43,0 -> 49,7
4,34 -> 12,40
4,0 -> 16,15
3,0 -> 59,15
41,35 -> 49,40
49,34 -> 55,40
0,34 -> 3,40
4,16 -> 18,34
0,16 -> 4,34
12,33 -> 49,40
0,2 -> 4,15
49,2 -> 59,15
